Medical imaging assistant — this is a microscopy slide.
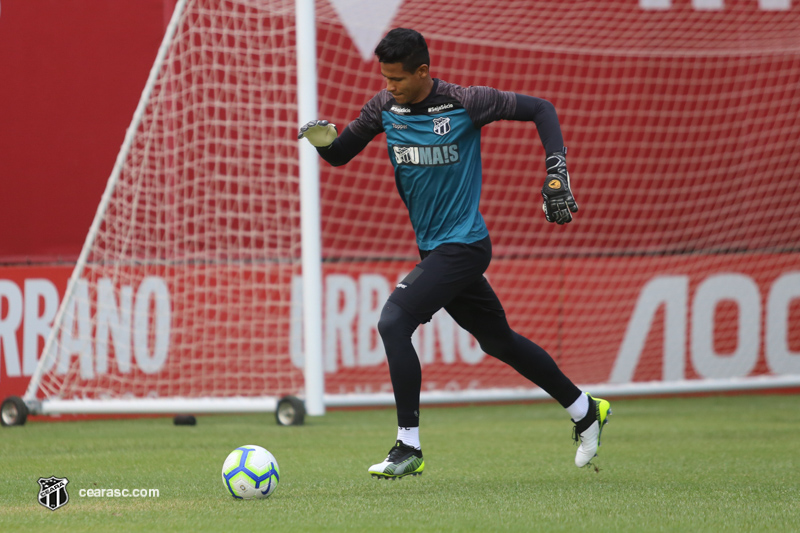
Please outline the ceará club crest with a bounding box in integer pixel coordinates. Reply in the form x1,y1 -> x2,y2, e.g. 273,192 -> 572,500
38,476 -> 69,511
433,117 -> 451,136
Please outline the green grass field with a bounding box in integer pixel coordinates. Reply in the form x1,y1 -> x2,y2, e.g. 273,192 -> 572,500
1,394 -> 798,532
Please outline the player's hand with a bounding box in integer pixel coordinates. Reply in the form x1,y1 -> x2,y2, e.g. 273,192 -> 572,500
297,120 -> 338,147
541,150 -> 578,225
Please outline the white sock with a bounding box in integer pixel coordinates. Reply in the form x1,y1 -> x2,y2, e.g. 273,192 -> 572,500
567,392 -> 590,422
397,426 -> 421,450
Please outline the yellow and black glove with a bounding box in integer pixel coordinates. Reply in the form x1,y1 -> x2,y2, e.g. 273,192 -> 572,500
541,149 -> 578,225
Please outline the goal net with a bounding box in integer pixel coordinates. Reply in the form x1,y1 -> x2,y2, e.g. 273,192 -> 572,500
24,0 -> 307,415
21,0 -> 800,418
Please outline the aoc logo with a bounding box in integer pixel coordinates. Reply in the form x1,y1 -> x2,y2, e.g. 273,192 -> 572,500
640,0 -> 789,10
392,144 -> 460,166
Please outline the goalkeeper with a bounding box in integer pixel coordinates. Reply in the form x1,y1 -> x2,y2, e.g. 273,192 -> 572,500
299,28 -> 610,478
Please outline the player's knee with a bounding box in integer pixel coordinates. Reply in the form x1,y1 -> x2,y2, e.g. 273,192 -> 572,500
376,304 -> 398,341
377,301 -> 419,345
479,337 -> 513,360
475,328 -> 517,362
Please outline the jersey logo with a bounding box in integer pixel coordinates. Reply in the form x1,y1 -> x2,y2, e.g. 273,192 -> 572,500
394,146 -> 418,165
392,144 -> 460,166
428,103 -> 454,113
433,117 -> 451,136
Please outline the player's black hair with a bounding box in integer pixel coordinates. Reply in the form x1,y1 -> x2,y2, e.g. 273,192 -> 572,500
374,28 -> 430,74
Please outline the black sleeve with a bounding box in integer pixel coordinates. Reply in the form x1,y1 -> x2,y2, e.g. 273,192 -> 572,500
316,126 -> 372,167
511,94 -> 565,155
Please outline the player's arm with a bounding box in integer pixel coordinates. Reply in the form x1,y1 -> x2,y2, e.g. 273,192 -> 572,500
464,86 -> 578,224
512,94 -> 578,225
298,120 -> 370,167
297,92 -> 386,166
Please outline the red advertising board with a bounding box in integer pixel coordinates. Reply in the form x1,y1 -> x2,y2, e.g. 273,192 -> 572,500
2,256 -> 798,401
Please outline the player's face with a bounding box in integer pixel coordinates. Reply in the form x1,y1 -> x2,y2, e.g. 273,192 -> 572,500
380,62 -> 430,105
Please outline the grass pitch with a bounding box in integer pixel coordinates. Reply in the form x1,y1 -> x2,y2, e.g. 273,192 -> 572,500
0,394 -> 798,532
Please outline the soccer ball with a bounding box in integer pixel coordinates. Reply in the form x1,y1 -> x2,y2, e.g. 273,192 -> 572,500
221,445 -> 280,499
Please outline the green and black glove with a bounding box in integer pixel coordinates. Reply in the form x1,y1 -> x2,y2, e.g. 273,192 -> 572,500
297,120 -> 338,147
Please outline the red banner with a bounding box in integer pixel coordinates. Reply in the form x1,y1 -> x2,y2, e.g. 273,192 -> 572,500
2,256 -> 798,400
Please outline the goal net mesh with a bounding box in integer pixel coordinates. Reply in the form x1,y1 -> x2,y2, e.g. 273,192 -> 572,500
32,0 -> 800,406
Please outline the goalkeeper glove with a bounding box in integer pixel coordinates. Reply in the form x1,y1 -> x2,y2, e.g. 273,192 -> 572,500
541,149 -> 579,225
297,120 -> 338,147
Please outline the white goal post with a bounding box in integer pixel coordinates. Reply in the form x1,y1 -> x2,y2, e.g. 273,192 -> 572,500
4,0 -> 799,426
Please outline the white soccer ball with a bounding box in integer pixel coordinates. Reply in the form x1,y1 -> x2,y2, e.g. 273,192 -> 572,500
221,445 -> 280,499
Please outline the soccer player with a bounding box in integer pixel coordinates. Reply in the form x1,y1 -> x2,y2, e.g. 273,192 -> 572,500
298,28 -> 611,478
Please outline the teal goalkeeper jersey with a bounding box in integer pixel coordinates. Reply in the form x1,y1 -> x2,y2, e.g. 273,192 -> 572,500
347,79 -> 518,251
